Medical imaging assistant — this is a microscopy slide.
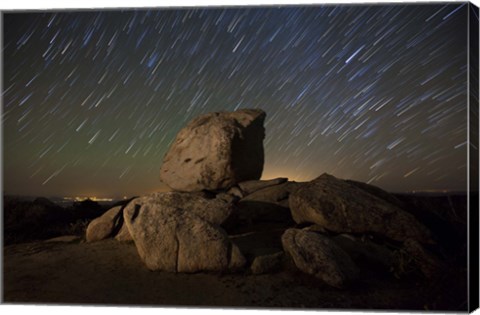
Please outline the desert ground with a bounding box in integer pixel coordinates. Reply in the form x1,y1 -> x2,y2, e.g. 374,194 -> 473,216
3,219 -> 467,311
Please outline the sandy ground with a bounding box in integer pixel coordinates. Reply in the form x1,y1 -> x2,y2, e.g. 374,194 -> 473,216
3,235 -> 464,311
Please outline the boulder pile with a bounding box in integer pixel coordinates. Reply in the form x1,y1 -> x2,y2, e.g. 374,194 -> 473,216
86,108 -> 444,286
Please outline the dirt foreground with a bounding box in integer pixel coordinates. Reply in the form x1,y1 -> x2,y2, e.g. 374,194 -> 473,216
3,236 -> 465,311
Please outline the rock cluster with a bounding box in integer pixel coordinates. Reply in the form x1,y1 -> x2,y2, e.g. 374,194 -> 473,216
86,108 -> 444,286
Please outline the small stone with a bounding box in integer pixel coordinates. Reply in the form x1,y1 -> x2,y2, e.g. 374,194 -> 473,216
250,252 -> 284,274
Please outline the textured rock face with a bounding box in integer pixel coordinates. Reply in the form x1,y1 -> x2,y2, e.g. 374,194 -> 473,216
346,179 -> 404,209
402,239 -> 444,278
130,191 -> 235,226
231,180 -> 298,225
114,223 -> 133,242
238,178 -> 288,195
331,234 -> 394,269
123,193 -> 245,272
241,181 -> 300,208
45,235 -> 81,243
282,228 -> 359,288
86,206 -> 123,242
160,109 -> 266,192
289,174 -> 433,244
235,201 -> 292,225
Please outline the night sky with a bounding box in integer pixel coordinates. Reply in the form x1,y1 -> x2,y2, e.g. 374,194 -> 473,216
2,3 -> 471,198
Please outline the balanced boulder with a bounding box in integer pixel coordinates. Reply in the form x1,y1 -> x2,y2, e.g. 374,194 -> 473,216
289,174 -> 433,244
160,109 -> 266,192
282,228 -> 359,288
123,193 -> 245,272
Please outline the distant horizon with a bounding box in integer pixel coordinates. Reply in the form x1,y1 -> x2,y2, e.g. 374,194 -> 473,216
2,176 -> 471,200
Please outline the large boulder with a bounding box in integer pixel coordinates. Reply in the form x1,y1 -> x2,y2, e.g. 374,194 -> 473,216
282,228 -> 359,288
86,206 -> 123,242
123,193 -> 245,272
129,191 -> 235,226
345,179 -> 404,209
289,174 -> 433,244
160,109 -> 266,192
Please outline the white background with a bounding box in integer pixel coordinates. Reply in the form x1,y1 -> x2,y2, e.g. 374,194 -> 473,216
1,0 -> 479,314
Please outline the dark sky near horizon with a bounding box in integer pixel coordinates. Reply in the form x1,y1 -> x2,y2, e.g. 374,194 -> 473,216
2,3 -> 471,198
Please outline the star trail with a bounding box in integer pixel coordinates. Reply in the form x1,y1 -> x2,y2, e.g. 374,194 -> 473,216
2,3 -> 470,197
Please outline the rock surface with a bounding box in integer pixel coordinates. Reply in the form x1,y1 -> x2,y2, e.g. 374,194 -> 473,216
114,223 -> 133,242
238,178 -> 288,195
282,228 -> 359,288
235,201 -> 292,225
250,252 -> 284,274
289,174 -> 433,244
402,239 -> 444,278
44,235 -> 81,243
160,109 -> 266,192
332,234 -> 394,269
132,192 -> 235,226
86,206 -> 123,242
123,195 -> 245,272
346,179 -> 404,209
226,181 -> 299,228
226,186 -> 244,199
241,181 -> 299,205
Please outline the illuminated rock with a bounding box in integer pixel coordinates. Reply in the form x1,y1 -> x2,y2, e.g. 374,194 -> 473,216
160,109 -> 266,192
123,193 -> 245,272
289,173 -> 433,244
